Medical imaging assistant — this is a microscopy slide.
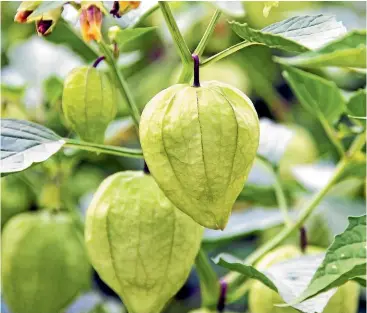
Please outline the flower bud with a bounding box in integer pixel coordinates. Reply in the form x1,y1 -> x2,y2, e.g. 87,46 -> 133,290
27,7 -> 62,36
80,1 -> 107,42
110,1 -> 141,18
14,1 -> 41,23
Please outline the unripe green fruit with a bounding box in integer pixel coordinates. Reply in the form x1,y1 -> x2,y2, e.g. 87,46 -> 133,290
248,245 -> 359,313
2,211 -> 91,313
1,176 -> 33,227
62,66 -> 116,143
85,171 -> 203,313
140,81 -> 260,229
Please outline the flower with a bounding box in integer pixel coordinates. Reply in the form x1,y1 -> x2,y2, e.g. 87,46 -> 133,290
14,1 -> 41,23
26,7 -> 63,36
80,2 -> 107,42
110,1 -> 141,18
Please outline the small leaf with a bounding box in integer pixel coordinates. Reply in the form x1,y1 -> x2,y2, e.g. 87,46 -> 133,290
28,1 -> 67,19
275,30 -> 367,68
283,67 -> 346,123
108,27 -> 157,49
1,119 -> 65,175
294,215 -> 366,304
346,88 -> 366,118
212,254 -> 278,291
203,208 -> 296,244
230,15 -> 346,52
212,1 -> 246,17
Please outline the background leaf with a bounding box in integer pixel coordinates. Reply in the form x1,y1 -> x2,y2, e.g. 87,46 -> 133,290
275,30 -> 367,68
0,119 -> 65,175
229,15 -> 346,52
283,66 -> 346,123
346,88 -> 366,118
203,208 -> 296,244
295,215 -> 366,303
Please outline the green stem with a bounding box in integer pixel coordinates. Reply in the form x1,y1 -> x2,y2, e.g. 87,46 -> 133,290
64,138 -> 144,158
195,249 -> 220,308
178,9 -> 222,84
159,2 -> 192,65
222,132 -> 366,303
200,42 -> 261,68
319,114 -> 345,157
256,157 -> 291,225
99,41 -> 141,128
194,9 -> 222,57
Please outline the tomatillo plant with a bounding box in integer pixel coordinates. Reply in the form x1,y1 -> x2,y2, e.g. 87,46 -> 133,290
1,2 -> 366,313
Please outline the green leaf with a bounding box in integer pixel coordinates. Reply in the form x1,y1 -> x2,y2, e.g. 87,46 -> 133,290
293,215 -> 366,304
213,253 -> 278,291
109,27 -> 157,49
0,119 -> 65,175
275,30 -> 367,68
352,275 -> 366,286
28,1 -> 66,19
283,66 -> 346,123
214,252 -> 338,313
346,88 -> 366,118
229,15 -> 346,53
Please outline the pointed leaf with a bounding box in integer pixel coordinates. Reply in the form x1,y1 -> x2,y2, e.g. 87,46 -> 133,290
212,253 -> 278,291
1,119 -> 65,175
283,67 -> 346,123
294,215 -> 366,304
230,15 -> 346,52
275,30 -> 367,68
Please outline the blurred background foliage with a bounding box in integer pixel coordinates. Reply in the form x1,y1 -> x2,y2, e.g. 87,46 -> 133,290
1,1 -> 366,313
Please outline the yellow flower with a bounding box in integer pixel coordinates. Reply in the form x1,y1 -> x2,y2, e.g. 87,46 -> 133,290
80,3 -> 104,42
110,1 -> 141,18
33,7 -> 62,36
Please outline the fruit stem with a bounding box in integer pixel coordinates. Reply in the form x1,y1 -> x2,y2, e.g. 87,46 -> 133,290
93,56 -> 105,68
64,138 -> 144,159
300,226 -> 307,253
143,162 -> 150,174
217,279 -> 228,312
192,54 -> 200,87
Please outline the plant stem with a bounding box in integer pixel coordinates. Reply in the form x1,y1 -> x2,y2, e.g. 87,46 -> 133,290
159,2 -> 192,65
222,132 -> 366,304
273,171 -> 291,226
194,9 -> 221,57
99,41 -> 141,128
178,9 -> 221,84
93,56 -> 105,68
192,55 -> 200,87
195,249 -> 220,308
319,114 -> 345,157
200,41 -> 261,68
64,138 -> 144,159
